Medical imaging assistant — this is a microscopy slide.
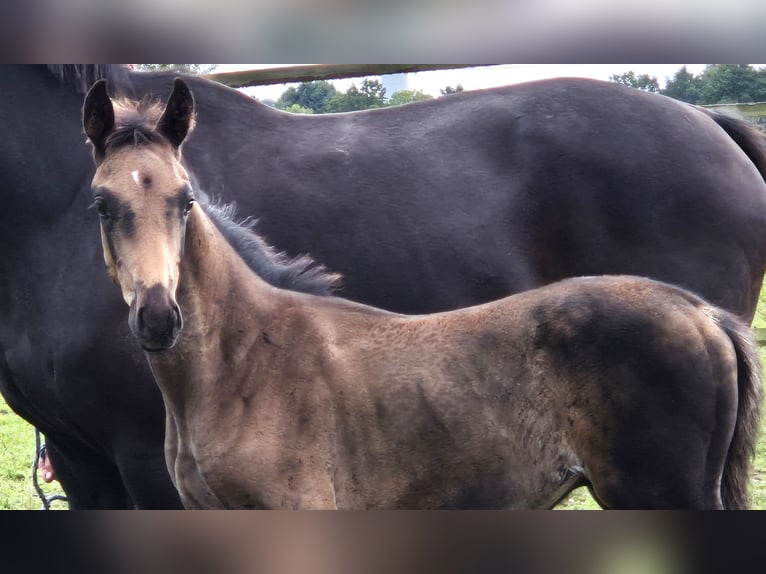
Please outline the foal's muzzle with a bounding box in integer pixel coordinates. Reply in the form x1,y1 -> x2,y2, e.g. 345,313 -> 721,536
129,284 -> 183,351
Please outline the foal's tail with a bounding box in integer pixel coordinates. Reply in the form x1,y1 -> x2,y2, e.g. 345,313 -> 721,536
699,108 -> 766,183
711,310 -> 763,509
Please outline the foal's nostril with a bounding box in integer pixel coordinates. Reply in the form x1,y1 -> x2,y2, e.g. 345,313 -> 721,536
171,304 -> 183,333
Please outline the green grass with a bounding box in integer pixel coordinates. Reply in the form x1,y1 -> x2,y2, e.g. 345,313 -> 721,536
3,288 -> 766,510
0,399 -> 68,510
751,344 -> 766,511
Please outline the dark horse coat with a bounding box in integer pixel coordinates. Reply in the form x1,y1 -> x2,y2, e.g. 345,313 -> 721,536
1,65 -> 766,507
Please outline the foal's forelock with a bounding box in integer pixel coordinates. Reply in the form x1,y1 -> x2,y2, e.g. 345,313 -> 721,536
98,99 -> 180,158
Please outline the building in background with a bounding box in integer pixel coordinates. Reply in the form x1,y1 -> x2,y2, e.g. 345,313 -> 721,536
380,73 -> 409,97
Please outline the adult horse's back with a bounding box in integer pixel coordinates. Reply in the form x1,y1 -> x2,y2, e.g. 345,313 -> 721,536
1,65 -> 766,508
214,77 -> 766,320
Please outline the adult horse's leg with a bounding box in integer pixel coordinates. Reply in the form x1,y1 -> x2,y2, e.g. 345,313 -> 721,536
115,442 -> 185,510
48,438 -> 183,509
45,439 -> 133,509
1,355 -> 131,508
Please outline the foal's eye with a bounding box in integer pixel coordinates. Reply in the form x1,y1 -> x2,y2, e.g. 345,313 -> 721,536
93,198 -> 110,219
183,198 -> 195,215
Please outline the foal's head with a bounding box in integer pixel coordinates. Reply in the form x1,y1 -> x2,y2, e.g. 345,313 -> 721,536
83,79 -> 195,351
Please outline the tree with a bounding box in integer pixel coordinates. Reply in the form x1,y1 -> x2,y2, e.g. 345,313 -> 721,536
609,71 -> 660,93
326,79 -> 387,112
275,81 -> 338,114
280,104 -> 314,114
359,78 -> 387,101
134,64 -> 217,74
661,66 -> 703,104
695,64 -> 766,104
387,89 -> 433,106
440,84 -> 464,96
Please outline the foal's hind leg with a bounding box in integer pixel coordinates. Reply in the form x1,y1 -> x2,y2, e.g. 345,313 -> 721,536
585,428 -> 729,510
580,335 -> 739,510
585,446 -> 725,509
583,396 -> 734,510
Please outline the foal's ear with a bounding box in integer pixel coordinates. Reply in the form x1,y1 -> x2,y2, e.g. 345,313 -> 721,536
157,78 -> 195,149
82,79 -> 115,162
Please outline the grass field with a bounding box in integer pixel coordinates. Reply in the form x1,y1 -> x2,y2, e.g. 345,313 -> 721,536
2,292 -> 766,510
0,400 -> 68,510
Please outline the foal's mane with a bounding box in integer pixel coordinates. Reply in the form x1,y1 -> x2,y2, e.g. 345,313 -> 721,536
201,198 -> 342,297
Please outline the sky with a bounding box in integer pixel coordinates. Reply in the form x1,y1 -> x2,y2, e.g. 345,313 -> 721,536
215,64 -> 709,102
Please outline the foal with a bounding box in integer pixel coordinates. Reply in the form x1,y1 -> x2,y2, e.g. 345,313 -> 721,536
83,79 -> 762,509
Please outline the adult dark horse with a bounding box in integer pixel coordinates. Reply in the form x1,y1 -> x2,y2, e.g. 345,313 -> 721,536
1,64 -> 766,508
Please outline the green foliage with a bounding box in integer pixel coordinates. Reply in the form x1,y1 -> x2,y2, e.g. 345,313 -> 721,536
326,79 -> 388,112
270,79 -> 466,114
661,66 -> 703,104
275,78 -> 388,113
134,64 -> 217,74
662,64 -> 766,104
276,80 -> 338,114
281,103 -> 314,114
387,89 -> 433,106
610,71 -> 660,93
440,84 -> 464,96
697,64 -> 766,104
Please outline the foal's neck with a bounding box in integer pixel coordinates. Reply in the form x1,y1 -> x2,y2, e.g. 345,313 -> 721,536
149,206 -> 285,407
179,205 -> 281,336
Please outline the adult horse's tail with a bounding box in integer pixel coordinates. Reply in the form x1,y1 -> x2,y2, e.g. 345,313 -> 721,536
709,309 -> 763,509
700,108 -> 766,183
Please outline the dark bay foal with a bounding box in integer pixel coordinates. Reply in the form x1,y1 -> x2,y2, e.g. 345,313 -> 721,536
83,79 -> 762,509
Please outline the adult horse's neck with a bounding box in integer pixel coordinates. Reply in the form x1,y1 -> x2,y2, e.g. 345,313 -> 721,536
146,205 -> 285,414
